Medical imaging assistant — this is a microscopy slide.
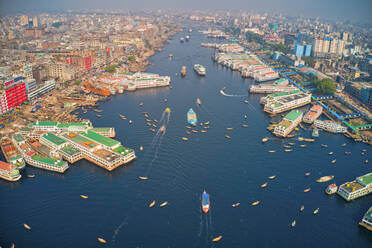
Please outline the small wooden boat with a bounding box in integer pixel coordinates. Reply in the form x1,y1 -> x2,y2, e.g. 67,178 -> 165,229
232,203 -> 240,208
244,115 -> 248,119
321,144 -> 328,148
262,137 -> 269,143
212,236 -> 222,242
129,120 -> 133,124
186,125 -> 191,129
268,150 -> 276,153
120,114 -> 127,120
300,205 -> 304,212
316,175 -> 334,183
200,123 -> 203,126
226,127 -> 233,131
152,124 -> 157,128
139,102 -> 144,107
299,144 -> 307,148
139,176 -> 148,180
304,188 -> 311,193
331,159 -> 336,164
284,149 -> 292,152
341,143 -> 346,147
191,130 -> 198,133
164,98 -> 168,102
140,146 -> 143,151
291,220 -> 296,227
150,128 -> 156,132
313,208 -> 319,215
203,126 -> 209,129
344,151 -> 351,155
225,135 -> 231,139
160,201 -> 168,207
154,119 -> 158,123
23,223 -> 31,230
328,152 -> 334,155
305,172 -> 310,176
244,100 -> 249,104
261,182 -> 268,188
268,175 -> 276,179
200,130 -> 207,133
288,143 -> 295,146
204,121 -> 210,125
182,137 -> 188,141
96,114 -> 102,118
251,201 -> 260,206
149,200 -> 156,208
27,174 -> 35,178
186,131 -> 191,134
80,195 -> 88,199
98,238 -> 106,244
241,124 -> 248,128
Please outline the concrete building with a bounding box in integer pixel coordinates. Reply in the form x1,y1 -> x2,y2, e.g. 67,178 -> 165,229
27,79 -> 56,100
46,63 -> 76,81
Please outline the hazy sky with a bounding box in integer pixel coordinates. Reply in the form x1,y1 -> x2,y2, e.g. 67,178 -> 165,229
1,0 -> 371,23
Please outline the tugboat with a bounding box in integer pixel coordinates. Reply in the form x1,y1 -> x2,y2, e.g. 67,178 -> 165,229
325,184 -> 338,195
202,190 -> 210,214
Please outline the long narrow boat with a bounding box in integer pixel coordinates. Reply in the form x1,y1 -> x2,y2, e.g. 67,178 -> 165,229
316,175 -> 334,183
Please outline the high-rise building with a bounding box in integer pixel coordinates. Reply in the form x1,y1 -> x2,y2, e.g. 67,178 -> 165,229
294,44 -> 304,58
342,32 -> 349,41
4,78 -> 28,109
19,15 -> 28,25
33,16 -> 38,27
304,45 -> 312,57
313,37 -> 343,58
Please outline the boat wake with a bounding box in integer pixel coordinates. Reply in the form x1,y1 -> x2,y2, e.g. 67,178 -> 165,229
220,89 -> 247,97
194,208 -> 214,248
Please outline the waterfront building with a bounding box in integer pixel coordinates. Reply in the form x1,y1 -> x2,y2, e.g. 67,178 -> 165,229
344,81 -> 372,109
0,161 -> 21,182
273,110 -> 303,137
303,105 -> 323,123
27,79 -> 56,100
337,173 -> 372,201
264,92 -> 311,114
314,120 -> 347,133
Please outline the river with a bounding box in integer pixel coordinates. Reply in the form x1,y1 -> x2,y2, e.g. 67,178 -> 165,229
0,28 -> 371,248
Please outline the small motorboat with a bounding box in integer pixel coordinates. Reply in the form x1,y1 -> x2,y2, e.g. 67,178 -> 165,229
140,146 -> 143,151
159,125 -> 166,133
222,87 -> 227,91
212,236 -> 222,242
313,208 -> 319,215
241,124 -> 248,128
182,137 -> 188,141
23,223 -> 31,230
291,220 -> 296,227
300,205 -> 304,212
27,174 -> 35,178
262,137 -> 269,143
96,114 -> 102,118
139,176 -> 148,180
261,182 -> 268,188
232,203 -> 240,208
244,100 -> 249,104
268,175 -> 276,180
149,200 -> 156,208
186,131 -> 191,134
321,144 -> 328,148
186,125 -> 191,129
305,172 -> 311,176
160,201 -> 168,207
304,188 -> 311,193
328,152 -> 334,155
341,143 -> 346,147
192,130 -> 198,133
251,201 -> 260,206
331,159 -> 336,164
196,98 -> 201,105
80,195 -> 88,199
268,150 -> 276,153
225,135 -> 231,139
226,128 -> 233,131
98,238 -> 106,244
139,102 -> 144,107
129,120 -> 133,124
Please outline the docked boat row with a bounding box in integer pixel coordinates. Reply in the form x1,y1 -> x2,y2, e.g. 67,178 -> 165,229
212,51 -> 279,82
1,137 -> 25,169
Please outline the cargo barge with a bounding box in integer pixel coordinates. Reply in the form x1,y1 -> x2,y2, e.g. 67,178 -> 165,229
1,138 -> 25,169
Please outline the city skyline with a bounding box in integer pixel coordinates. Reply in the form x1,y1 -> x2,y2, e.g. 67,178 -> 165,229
1,0 -> 372,24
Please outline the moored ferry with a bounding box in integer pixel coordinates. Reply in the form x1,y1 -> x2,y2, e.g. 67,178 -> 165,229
303,105 -> 323,123
359,207 -> 372,231
317,175 -> 334,183
187,108 -> 197,126
194,64 -> 206,76
202,190 -> 210,214
0,160 -> 21,182
1,138 -> 25,169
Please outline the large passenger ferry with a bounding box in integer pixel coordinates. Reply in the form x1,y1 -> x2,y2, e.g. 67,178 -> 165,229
0,161 -> 21,182
1,138 -> 25,169
187,108 -> 197,126
359,207 -> 372,231
202,190 -> 210,214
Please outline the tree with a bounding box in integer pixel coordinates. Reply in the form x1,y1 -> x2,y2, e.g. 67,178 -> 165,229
144,39 -> 152,50
104,65 -> 117,73
75,80 -> 82,86
312,78 -> 336,95
64,81 -> 69,88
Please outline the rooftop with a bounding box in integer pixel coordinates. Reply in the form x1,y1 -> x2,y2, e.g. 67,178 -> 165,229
285,110 -> 303,121
113,145 -> 133,156
42,133 -> 66,146
62,133 -> 98,150
60,145 -> 80,156
31,153 -> 66,167
13,134 -> 24,143
80,130 -> 119,148
357,173 -> 372,186
30,121 -> 57,127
